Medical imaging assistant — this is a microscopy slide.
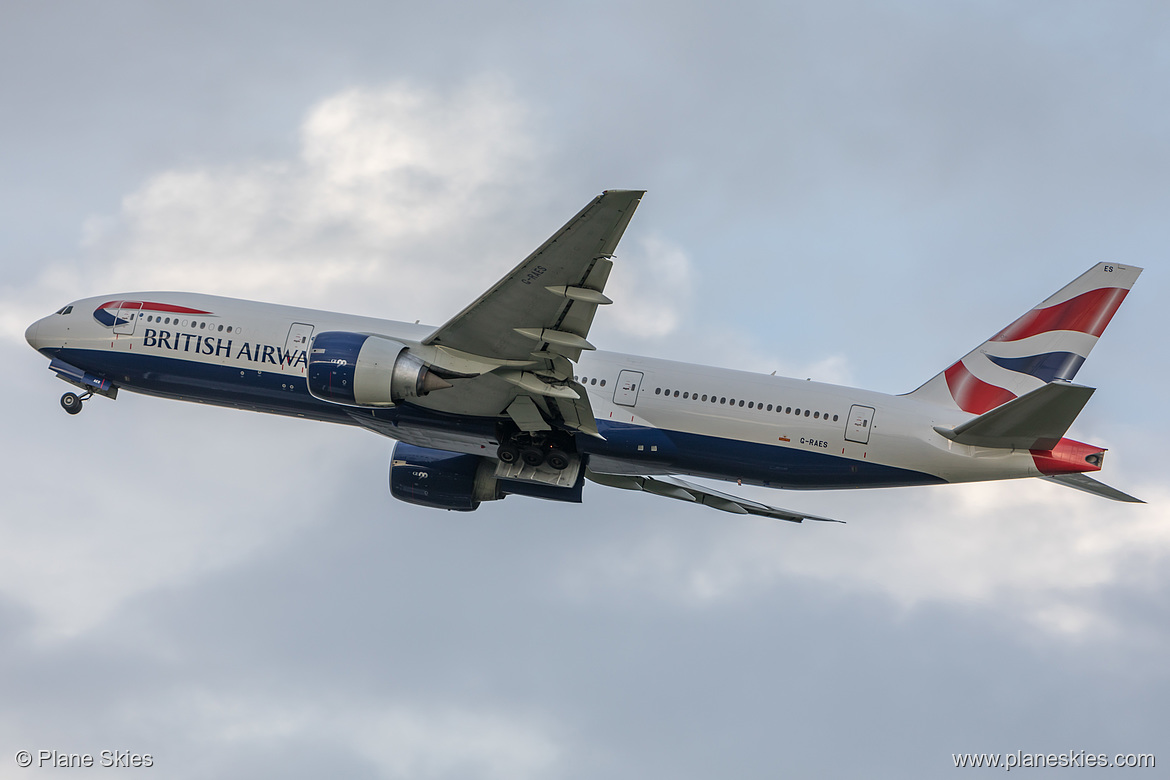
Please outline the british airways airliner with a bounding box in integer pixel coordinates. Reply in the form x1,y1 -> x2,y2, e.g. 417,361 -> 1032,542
24,191 -> 1143,521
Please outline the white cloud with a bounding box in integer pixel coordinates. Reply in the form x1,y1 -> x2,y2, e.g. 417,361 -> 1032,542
1,79 -> 545,342
97,79 -> 538,319
599,234 -> 694,341
562,478 -> 1170,639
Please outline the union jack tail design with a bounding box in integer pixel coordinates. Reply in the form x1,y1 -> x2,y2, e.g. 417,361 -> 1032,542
909,263 -> 1143,414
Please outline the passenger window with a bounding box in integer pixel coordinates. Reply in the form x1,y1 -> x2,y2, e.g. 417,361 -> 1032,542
804,409 -> 810,417
767,404 -> 773,411
702,394 -> 708,401
674,390 -> 679,397
814,411 -> 820,419
590,378 -> 597,385
720,397 -> 727,404
833,414 -> 839,422
683,392 -> 689,399
738,400 -> 744,407
655,388 -> 661,395
600,380 -> 606,387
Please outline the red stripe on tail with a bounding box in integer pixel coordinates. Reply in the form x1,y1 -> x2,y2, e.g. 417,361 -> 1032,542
991,287 -> 1128,342
944,362 -> 1017,414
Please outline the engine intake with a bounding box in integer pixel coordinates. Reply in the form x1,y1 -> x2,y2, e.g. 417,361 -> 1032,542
307,332 -> 450,407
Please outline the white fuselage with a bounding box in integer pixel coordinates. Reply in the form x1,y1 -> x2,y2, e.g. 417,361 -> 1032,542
26,291 -> 1049,491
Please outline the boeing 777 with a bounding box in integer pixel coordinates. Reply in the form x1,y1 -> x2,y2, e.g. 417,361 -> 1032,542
24,191 -> 1143,521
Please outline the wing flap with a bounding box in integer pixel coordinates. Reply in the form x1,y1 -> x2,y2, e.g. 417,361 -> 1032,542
549,381 -> 603,439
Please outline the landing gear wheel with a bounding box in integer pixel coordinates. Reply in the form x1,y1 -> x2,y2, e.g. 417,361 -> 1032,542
497,442 -> 519,464
60,392 -> 82,415
546,449 -> 570,471
520,445 -> 545,467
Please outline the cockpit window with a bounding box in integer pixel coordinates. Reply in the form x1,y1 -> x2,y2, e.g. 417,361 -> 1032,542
54,305 -> 73,315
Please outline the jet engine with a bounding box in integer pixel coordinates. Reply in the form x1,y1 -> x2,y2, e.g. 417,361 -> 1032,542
390,443 -> 585,511
307,332 -> 450,407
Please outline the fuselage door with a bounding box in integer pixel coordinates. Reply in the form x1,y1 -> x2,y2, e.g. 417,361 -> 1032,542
613,370 -> 643,408
845,404 -> 875,445
284,323 -> 315,370
114,301 -> 142,335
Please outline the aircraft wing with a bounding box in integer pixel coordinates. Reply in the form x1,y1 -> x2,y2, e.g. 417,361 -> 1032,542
586,469 -> 842,524
423,190 -> 644,363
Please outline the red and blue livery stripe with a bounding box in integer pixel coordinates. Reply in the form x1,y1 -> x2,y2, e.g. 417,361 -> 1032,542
93,300 -> 213,328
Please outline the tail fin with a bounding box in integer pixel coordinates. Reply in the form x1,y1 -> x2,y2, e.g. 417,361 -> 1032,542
908,263 -> 1142,413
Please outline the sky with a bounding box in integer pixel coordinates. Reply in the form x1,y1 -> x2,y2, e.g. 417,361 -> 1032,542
2,1 -> 1168,777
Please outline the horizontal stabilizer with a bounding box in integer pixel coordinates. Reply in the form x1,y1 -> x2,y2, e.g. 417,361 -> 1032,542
934,380 -> 1094,450
1040,473 -> 1144,503
586,469 -> 841,524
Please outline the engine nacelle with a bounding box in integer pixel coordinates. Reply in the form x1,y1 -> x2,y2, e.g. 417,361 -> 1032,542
389,443 -> 586,511
390,443 -> 501,511
307,332 -> 449,407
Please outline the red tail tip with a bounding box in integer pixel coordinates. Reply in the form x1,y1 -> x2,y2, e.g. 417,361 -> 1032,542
1031,438 -> 1105,475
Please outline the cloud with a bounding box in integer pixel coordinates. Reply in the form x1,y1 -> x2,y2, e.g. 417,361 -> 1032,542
4,78 -> 693,355
90,79 -> 539,319
0,77 -> 696,644
0,376 -> 366,642
561,478 -> 1170,640
184,692 -> 562,780
597,233 -> 694,343
0,79 -> 537,338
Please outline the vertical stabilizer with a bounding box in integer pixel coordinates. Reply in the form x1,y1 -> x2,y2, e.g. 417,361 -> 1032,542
908,263 -> 1142,413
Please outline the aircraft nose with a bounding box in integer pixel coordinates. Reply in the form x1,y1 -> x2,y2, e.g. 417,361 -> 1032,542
25,320 -> 40,350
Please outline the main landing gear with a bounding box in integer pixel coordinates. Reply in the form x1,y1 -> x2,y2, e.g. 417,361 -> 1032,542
496,433 -> 573,471
60,391 -> 92,415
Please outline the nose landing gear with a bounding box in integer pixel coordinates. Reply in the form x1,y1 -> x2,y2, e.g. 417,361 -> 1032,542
60,391 -> 92,415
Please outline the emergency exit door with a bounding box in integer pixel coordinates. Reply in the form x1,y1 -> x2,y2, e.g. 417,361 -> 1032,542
284,323 -> 315,370
613,370 -> 643,407
845,404 -> 875,445
114,301 -> 142,335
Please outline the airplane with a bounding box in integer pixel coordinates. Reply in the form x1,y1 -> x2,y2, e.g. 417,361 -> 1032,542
24,190 -> 1144,522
